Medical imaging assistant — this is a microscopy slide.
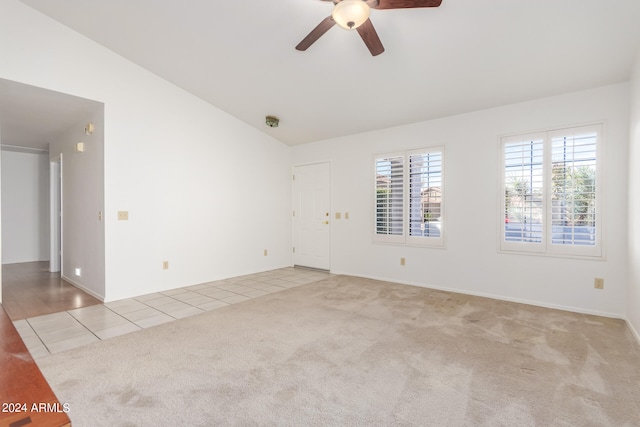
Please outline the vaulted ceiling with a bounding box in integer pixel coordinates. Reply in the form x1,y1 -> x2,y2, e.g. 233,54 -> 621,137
15,0 -> 640,146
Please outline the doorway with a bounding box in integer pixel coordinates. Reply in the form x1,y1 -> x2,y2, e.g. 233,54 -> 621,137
0,78 -> 104,319
292,162 -> 331,270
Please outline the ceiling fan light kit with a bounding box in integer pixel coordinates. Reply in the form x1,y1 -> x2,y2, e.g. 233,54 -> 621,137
296,0 -> 443,56
332,0 -> 370,30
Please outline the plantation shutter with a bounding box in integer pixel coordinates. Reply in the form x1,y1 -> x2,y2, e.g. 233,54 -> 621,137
502,135 -> 545,250
501,124 -> 602,257
375,155 -> 404,241
501,134 -> 545,252
550,127 -> 598,247
408,149 -> 442,239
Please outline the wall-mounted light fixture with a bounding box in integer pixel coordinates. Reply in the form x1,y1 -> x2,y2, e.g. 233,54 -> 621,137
265,115 -> 279,128
84,122 -> 94,135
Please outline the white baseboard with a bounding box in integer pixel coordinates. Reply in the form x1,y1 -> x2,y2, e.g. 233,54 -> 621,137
62,275 -> 104,302
626,318 -> 640,346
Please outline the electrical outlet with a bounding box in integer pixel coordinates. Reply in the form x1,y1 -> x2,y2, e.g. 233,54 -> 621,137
594,277 -> 604,289
335,212 -> 341,220
264,249 -> 268,256
345,212 -> 350,220
400,257 -> 406,266
163,261 -> 169,270
118,211 -> 129,221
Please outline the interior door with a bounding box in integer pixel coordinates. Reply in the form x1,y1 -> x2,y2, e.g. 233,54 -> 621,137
293,162 -> 330,270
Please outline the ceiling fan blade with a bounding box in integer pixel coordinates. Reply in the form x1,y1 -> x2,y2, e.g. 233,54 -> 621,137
356,19 -> 384,56
373,0 -> 442,10
295,17 -> 336,51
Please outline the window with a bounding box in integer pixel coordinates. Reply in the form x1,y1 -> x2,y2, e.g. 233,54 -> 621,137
501,124 -> 602,257
375,147 -> 444,246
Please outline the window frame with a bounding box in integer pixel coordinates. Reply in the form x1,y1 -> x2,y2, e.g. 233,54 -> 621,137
499,124 -> 603,258
374,146 -> 445,248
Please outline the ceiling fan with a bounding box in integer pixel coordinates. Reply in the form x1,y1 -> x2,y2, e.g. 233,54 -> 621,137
295,0 -> 443,56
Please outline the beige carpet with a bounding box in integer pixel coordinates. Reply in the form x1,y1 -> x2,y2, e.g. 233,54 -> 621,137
36,275 -> 640,426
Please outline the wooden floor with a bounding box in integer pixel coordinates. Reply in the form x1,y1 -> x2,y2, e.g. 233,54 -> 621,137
0,304 -> 71,427
0,262 -> 100,426
2,261 -> 101,321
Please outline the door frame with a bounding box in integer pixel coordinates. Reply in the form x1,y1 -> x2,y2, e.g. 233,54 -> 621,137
49,155 -> 62,273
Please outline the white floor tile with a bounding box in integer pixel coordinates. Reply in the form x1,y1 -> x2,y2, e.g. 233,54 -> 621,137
142,296 -> 179,308
261,285 -> 287,294
14,321 -> 37,338
203,289 -> 237,300
29,314 -> 82,335
161,288 -> 188,296
29,345 -> 52,360
79,315 -> 131,332
224,285 -> 256,294
20,334 -> 45,349
67,304 -> 110,316
135,292 -> 167,303
185,283 -> 214,291
166,306 -> 204,319
134,314 -> 174,328
198,300 -> 229,311
28,311 -> 75,325
47,333 -> 100,354
93,322 -> 141,340
106,300 -> 150,315
220,295 -> 250,304
165,291 -> 195,301
120,307 -> 164,322
243,289 -> 269,298
16,267 -> 328,357
38,324 -> 90,344
175,294 -> 215,306
153,300 -> 192,314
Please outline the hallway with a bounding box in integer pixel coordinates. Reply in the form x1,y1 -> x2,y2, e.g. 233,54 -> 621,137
1,261 -> 101,320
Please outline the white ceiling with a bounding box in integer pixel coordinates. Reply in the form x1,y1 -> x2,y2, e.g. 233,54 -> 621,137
0,78 -> 101,151
14,0 -> 640,146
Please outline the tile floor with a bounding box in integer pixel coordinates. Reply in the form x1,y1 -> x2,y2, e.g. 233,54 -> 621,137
13,267 -> 331,360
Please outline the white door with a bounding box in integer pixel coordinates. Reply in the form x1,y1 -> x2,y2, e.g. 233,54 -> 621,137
293,162 -> 330,270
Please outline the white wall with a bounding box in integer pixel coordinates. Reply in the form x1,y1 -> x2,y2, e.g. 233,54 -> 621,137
0,149 -> 49,264
628,51 -> 640,339
0,0 -> 292,302
49,107 -> 105,299
293,84 -> 630,318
